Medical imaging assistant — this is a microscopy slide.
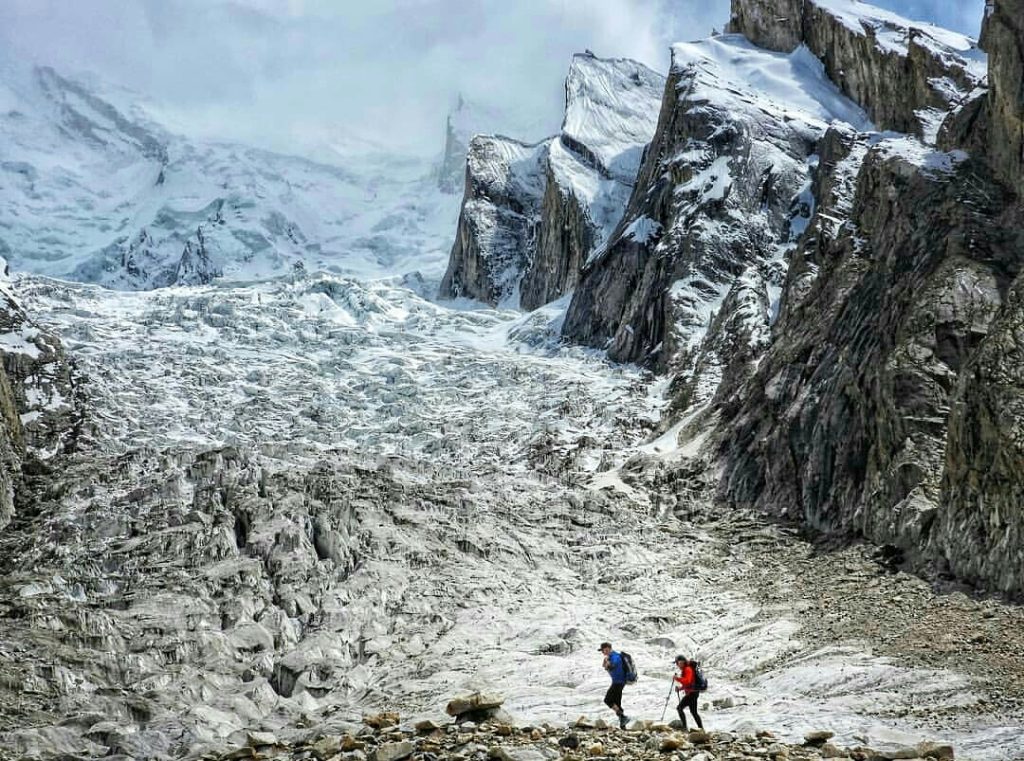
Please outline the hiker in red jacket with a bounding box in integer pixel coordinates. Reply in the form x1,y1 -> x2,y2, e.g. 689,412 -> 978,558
673,655 -> 704,731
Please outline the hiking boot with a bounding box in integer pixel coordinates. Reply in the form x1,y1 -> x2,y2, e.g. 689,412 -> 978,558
618,715 -> 629,730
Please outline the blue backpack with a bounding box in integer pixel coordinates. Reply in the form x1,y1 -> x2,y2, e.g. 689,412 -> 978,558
620,652 -> 638,684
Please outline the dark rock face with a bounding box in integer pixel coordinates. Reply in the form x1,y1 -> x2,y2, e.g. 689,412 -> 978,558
440,54 -> 663,308
0,281 -> 78,529
728,0 -> 804,51
173,226 -> 223,287
728,0 -> 985,138
981,0 -> 1024,197
717,134 -> 1024,595
519,163 -> 596,310
437,101 -> 470,195
938,250 -> 1024,593
562,37 -> 853,407
439,136 -> 548,305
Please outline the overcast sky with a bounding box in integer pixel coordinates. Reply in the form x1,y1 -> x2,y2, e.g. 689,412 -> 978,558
0,0 -> 987,160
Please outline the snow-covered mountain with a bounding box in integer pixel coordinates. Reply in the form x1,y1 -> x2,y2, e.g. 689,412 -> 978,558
564,33 -> 873,391
0,61 -> 461,289
440,53 -> 665,308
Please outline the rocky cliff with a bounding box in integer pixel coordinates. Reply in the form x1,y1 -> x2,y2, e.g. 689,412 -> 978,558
438,135 -> 549,304
716,133 -> 1024,592
440,54 -> 663,308
727,0 -> 986,140
937,0 -> 1023,196
710,0 -> 1024,596
0,270 -> 78,530
555,0 -> 1024,596
562,36 -> 869,403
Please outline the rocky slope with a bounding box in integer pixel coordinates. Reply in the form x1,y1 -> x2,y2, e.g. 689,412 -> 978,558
707,0 -> 1024,599
0,266 -> 77,530
562,35 -> 869,405
196,713 -> 957,761
440,54 -> 664,307
726,0 -> 986,140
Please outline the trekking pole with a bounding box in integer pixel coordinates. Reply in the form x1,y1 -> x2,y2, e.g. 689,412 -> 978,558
659,675 -> 676,722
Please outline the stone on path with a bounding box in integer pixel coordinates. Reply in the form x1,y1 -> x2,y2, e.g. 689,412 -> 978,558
373,740 -> 414,761
805,730 -> 836,746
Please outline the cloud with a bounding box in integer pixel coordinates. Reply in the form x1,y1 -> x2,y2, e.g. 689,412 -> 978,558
0,0 -> 987,161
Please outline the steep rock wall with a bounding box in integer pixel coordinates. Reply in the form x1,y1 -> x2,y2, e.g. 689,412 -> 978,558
728,0 -> 985,139
440,54 -> 663,309
519,158 -> 596,310
0,278 -> 78,529
982,0 -> 1024,196
717,134 -> 1024,596
438,136 -> 548,305
562,36 -> 867,403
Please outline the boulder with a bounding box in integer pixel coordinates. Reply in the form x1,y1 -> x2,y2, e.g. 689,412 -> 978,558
558,734 -> 580,749
916,741 -> 954,760
660,734 -> 688,751
372,740 -> 414,761
445,692 -> 505,719
246,731 -> 278,747
806,731 -> 836,746
491,745 -> 559,761
364,712 -> 400,729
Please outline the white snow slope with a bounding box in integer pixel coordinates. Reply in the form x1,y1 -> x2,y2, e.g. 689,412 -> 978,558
0,61 -> 460,289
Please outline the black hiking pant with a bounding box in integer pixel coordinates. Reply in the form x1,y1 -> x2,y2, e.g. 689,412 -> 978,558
604,682 -> 624,714
677,691 -> 702,729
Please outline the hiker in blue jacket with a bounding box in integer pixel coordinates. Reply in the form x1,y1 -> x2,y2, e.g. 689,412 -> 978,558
599,641 -> 630,729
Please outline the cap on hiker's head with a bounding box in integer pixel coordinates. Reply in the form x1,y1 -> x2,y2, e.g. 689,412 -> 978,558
598,642 -> 612,651
675,654 -> 686,663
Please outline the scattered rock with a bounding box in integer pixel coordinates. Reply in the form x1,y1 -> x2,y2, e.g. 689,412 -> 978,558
446,693 -> 505,720
246,731 -> 278,747
372,740 -> 414,761
364,713 -> 400,730
805,731 -> 836,746
202,705 -> 959,761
